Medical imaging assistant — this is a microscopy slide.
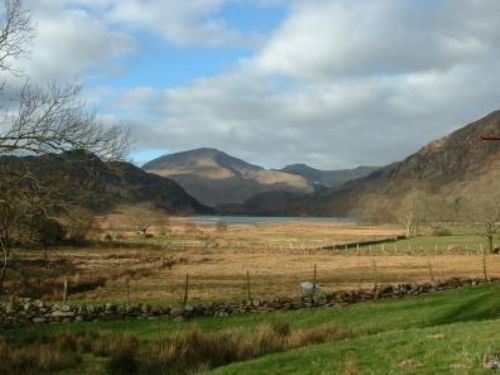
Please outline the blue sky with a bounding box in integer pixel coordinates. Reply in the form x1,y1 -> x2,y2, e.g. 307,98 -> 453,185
15,0 -> 500,168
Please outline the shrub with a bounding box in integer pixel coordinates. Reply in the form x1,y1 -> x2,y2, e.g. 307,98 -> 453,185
433,227 -> 453,236
271,320 -> 291,337
0,339 -> 80,375
106,334 -> 139,375
104,232 -> 115,241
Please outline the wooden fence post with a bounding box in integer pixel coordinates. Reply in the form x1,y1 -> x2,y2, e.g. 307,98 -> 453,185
126,277 -> 130,305
183,273 -> 189,307
427,256 -> 436,286
372,260 -> 379,300
63,276 -> 68,305
246,270 -> 252,301
312,264 -> 318,295
481,244 -> 488,281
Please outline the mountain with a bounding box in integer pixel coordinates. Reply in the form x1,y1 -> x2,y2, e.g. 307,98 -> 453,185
281,164 -> 379,188
233,111 -> 500,219
143,148 -> 315,206
1,150 -> 212,215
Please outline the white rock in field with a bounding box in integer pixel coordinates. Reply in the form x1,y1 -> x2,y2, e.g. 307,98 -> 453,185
300,282 -> 321,295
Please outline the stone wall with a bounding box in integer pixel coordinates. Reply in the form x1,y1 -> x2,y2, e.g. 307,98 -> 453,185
0,277 -> 497,329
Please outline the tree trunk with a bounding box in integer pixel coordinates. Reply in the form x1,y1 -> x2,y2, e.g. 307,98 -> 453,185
0,239 -> 7,296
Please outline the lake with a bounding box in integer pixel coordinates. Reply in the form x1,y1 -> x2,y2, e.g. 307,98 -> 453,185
186,216 -> 356,225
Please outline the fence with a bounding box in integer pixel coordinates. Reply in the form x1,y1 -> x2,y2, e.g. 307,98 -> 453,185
143,237 -> 498,256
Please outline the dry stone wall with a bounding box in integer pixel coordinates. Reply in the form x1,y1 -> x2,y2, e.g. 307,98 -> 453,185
0,277 -> 496,329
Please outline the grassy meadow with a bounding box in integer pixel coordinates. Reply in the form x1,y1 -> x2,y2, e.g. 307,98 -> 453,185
2,283 -> 498,374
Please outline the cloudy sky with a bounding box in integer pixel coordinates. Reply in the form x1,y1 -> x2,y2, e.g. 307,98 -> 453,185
11,0 -> 500,169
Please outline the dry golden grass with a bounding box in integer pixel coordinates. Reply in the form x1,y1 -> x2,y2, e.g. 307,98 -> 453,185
7,220 -> 499,304
11,247 -> 496,304
96,209 -> 403,244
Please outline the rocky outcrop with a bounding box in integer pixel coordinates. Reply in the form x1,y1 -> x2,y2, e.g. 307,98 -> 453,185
0,277 -> 496,329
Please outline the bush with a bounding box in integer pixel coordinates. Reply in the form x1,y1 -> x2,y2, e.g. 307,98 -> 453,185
433,227 -> 453,236
271,319 -> 291,337
104,232 -> 115,241
0,339 -> 80,375
106,334 -> 139,375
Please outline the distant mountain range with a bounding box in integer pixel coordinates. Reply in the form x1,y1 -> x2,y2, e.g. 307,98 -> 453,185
142,148 -> 378,207
229,111 -> 500,218
143,148 -> 316,206
5,110 -> 498,221
1,150 -> 212,215
281,164 -> 378,188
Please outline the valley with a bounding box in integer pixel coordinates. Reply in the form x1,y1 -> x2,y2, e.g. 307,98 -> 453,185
0,1 -> 499,372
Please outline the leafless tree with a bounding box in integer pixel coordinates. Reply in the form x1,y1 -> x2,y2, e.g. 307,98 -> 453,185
1,82 -> 130,160
0,0 -> 34,74
0,0 -> 130,295
0,0 -> 129,161
397,190 -> 427,238
469,201 -> 499,254
134,216 -> 151,239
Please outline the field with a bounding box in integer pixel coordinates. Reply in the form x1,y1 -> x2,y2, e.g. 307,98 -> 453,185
2,218 -> 499,374
2,283 -> 499,374
6,219 -> 500,304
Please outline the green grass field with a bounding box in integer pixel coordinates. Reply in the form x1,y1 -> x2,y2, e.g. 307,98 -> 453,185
4,283 -> 499,374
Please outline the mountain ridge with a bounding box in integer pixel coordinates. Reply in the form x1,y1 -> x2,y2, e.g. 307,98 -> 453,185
228,110 -> 500,218
143,148 -> 316,206
281,163 -> 379,188
1,150 -> 212,215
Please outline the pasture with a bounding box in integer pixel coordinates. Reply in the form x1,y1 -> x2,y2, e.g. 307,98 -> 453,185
5,218 -> 499,305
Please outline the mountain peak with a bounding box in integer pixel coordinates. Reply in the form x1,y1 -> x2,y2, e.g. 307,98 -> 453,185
143,148 -> 314,206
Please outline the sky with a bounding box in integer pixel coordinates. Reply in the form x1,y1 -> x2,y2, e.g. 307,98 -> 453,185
6,0 -> 500,169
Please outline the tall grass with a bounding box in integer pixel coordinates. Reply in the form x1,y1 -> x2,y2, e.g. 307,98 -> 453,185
0,321 -> 351,374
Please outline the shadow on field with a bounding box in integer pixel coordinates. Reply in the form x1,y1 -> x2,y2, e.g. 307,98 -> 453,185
428,288 -> 500,327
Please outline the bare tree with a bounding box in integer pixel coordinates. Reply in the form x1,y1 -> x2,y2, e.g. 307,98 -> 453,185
0,0 -> 34,74
134,216 -> 151,239
1,82 -> 130,160
0,0 -> 130,295
397,190 -> 426,238
469,201 -> 499,254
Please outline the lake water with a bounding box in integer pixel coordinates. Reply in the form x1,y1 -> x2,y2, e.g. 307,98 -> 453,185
187,216 -> 356,225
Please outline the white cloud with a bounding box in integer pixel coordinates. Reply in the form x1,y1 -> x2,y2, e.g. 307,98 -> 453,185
99,0 -> 258,48
127,0 -> 500,169
9,0 -> 500,170
20,1 -> 133,83
256,0 -> 500,81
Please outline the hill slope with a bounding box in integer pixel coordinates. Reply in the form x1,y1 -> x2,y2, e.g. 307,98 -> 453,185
1,150 -> 212,215
143,148 -> 315,206
317,110 -> 500,218
237,111 -> 500,218
281,164 -> 378,188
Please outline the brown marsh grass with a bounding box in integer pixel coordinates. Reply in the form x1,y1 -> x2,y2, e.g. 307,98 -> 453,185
0,322 -> 351,374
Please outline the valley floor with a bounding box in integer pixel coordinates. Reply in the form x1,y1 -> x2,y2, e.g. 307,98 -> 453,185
7,220 -> 500,305
2,220 -> 499,374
